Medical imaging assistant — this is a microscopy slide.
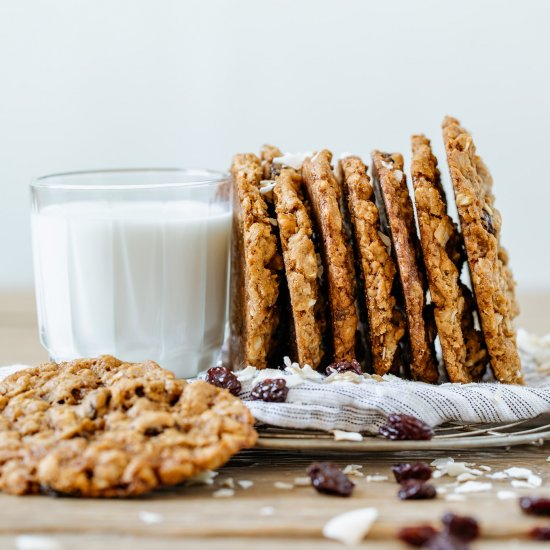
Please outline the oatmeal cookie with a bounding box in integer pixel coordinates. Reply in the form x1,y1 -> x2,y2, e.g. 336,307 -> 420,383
338,155 -> 407,375
302,150 -> 358,362
0,356 -> 257,497
442,116 -> 522,383
260,147 -> 325,369
411,135 -> 487,383
229,153 -> 282,370
371,151 -> 438,383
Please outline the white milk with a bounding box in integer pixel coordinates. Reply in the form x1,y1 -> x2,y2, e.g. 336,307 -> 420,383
31,200 -> 231,377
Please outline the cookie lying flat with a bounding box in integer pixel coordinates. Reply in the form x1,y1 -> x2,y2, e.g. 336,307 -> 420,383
260,147 -> 325,369
338,155 -> 406,375
411,135 -> 487,383
442,116 -> 522,384
371,151 -> 438,383
302,150 -> 358,362
229,153 -> 282,370
0,356 -> 257,497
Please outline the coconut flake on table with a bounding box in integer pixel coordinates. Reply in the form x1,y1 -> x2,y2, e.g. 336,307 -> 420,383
15,536 -> 62,550
497,490 -> 518,500
293,476 -> 311,486
185,470 -> 218,486
220,477 -> 235,489
139,511 -> 164,524
365,475 -> 388,482
511,478 -> 542,489
453,481 -> 493,493
272,152 -> 313,170
332,430 -> 364,442
445,494 -> 466,501
237,480 -> 254,489
274,481 -> 294,490
342,464 -> 364,477
430,457 -> 482,479
212,488 -> 235,498
322,508 -> 379,546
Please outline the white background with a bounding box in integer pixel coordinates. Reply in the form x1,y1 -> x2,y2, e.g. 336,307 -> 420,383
1,0 -> 549,289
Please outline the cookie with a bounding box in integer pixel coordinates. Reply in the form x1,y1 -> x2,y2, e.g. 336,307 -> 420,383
302,150 -> 358,362
442,116 -> 522,383
411,135 -> 487,383
338,155 -> 407,375
229,153 -> 282,370
371,150 -> 438,383
0,356 -> 257,497
260,146 -> 325,369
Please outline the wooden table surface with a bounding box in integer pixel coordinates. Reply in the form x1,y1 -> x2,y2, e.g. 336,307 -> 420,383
1,290 -> 549,550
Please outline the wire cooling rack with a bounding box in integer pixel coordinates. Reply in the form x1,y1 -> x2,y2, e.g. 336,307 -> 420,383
255,415 -> 550,452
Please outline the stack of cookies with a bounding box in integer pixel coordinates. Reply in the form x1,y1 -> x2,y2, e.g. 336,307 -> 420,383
229,117 -> 522,384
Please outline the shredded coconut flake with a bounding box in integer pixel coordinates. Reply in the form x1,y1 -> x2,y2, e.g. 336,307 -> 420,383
365,475 -> 388,482
511,476 -> 542,488
15,536 -> 62,550
274,481 -> 294,490
445,494 -> 466,501
456,473 -> 478,482
220,477 -> 235,489
139,511 -> 164,524
237,479 -> 254,489
497,490 -> 518,499
293,476 -> 311,486
486,471 -> 508,480
342,464 -> 364,477
504,467 -> 535,479
213,488 -> 235,498
186,470 -> 218,486
332,430 -> 363,442
454,481 -> 492,493
273,152 -> 312,170
322,508 -> 379,546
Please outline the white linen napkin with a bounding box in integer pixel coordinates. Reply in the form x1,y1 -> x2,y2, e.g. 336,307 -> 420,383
2,329 -> 549,433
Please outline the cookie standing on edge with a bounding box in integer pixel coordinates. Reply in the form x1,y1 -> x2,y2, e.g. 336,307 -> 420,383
371,151 -> 438,383
260,145 -> 325,369
442,116 -> 522,383
229,153 -> 282,370
302,150 -> 358,362
338,155 -> 406,375
411,135 -> 487,383
0,356 -> 257,497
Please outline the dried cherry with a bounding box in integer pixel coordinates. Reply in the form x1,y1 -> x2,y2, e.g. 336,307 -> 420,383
306,462 -> 354,497
397,525 -> 438,547
442,513 -> 479,543
379,413 -> 434,440
392,462 -> 433,483
249,378 -> 288,402
519,496 -> 550,516
529,526 -> 550,541
205,366 -> 242,396
325,359 -> 362,376
397,479 -> 436,500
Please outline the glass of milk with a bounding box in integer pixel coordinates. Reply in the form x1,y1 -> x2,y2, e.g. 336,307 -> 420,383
31,168 -> 232,378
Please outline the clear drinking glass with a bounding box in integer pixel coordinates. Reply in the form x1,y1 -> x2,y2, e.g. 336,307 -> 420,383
30,168 -> 232,378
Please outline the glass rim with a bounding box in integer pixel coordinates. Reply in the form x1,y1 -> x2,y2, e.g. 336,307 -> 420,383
31,167 -> 230,191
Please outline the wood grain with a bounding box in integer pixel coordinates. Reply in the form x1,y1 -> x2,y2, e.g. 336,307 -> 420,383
0,290 -> 549,550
